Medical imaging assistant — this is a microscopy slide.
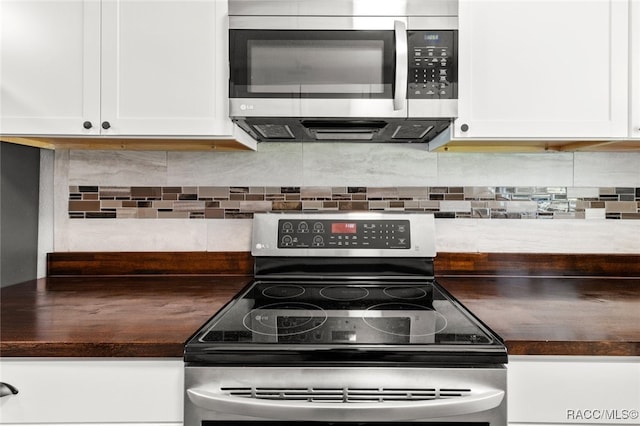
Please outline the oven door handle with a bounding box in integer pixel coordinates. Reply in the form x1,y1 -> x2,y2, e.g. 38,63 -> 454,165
187,388 -> 504,421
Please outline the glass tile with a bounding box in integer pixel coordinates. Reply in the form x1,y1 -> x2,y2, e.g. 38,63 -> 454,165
615,187 -> 634,194
464,187 -> 495,200
162,187 -> 182,193
230,187 -> 250,194
347,187 -> 367,193
280,187 -> 300,194
79,186 -> 98,193
205,209 -> 225,219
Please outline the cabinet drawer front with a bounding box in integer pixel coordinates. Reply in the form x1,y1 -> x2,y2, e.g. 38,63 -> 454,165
508,356 -> 640,424
0,359 -> 183,423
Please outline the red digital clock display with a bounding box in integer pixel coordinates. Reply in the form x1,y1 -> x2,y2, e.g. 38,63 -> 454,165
331,222 -> 357,234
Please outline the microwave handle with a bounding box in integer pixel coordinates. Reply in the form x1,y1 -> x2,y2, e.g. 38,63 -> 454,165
394,20 -> 408,111
187,387 -> 504,421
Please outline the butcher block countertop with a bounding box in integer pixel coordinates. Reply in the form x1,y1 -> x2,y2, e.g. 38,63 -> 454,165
1,252 -> 639,358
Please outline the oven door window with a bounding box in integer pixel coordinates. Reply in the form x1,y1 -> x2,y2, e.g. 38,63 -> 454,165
230,30 -> 395,99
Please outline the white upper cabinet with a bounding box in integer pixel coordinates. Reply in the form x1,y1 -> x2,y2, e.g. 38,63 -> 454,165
0,1 -> 101,135
454,0 -> 630,140
1,0 -> 233,137
631,0 -> 640,139
100,0 -> 232,136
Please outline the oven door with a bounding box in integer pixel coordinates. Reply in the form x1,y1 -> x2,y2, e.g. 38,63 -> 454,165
185,366 -> 507,426
229,17 -> 408,118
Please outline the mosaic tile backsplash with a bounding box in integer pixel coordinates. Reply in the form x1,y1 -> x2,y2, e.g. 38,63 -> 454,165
68,186 -> 640,220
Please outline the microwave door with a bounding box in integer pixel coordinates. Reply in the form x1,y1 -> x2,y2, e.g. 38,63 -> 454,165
229,25 -> 408,118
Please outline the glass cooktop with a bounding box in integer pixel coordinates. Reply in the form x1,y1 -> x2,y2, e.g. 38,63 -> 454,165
185,280 -> 507,366
185,213 -> 506,366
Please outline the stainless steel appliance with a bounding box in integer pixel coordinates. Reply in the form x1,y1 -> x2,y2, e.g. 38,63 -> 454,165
228,0 -> 458,143
184,213 -> 507,426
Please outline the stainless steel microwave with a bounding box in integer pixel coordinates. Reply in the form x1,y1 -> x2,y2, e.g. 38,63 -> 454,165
228,0 -> 458,143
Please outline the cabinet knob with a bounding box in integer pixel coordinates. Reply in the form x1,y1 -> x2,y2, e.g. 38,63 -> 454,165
0,382 -> 19,398
83,121 -> 93,129
460,124 -> 470,132
101,121 -> 111,130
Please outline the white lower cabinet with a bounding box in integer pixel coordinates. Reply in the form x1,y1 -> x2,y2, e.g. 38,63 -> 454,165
0,358 -> 183,425
508,356 -> 640,426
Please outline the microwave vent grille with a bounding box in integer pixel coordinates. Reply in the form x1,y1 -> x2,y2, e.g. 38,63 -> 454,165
391,124 -> 434,140
254,124 -> 295,139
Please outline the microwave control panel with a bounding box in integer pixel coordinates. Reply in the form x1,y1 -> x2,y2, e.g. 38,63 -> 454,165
407,30 -> 457,99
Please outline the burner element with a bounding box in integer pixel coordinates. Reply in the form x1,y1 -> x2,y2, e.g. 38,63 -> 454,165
319,286 -> 370,301
242,302 -> 327,337
261,285 -> 305,299
362,303 -> 448,337
383,286 -> 429,300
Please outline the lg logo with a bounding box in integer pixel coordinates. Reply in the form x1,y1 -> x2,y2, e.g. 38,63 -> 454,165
240,104 -> 255,111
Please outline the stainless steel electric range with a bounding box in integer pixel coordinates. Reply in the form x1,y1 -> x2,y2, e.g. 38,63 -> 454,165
184,213 -> 507,426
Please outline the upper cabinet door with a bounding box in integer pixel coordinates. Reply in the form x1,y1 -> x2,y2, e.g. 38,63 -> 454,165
631,0 -> 640,138
0,0 -> 101,135
100,0 -> 231,136
454,0 -> 629,139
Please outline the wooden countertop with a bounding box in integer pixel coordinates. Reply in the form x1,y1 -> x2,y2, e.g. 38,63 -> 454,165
1,274 -> 638,358
437,276 -> 640,356
0,276 -> 251,357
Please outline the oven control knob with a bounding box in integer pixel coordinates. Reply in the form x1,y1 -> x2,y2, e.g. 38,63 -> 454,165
312,236 -> 324,247
281,235 -> 293,246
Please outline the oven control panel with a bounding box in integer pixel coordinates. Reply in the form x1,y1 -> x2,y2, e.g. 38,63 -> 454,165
252,213 -> 436,257
277,219 -> 411,249
407,30 -> 457,99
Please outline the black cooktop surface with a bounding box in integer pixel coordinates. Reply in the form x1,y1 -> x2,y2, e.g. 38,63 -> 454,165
184,280 -> 507,366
